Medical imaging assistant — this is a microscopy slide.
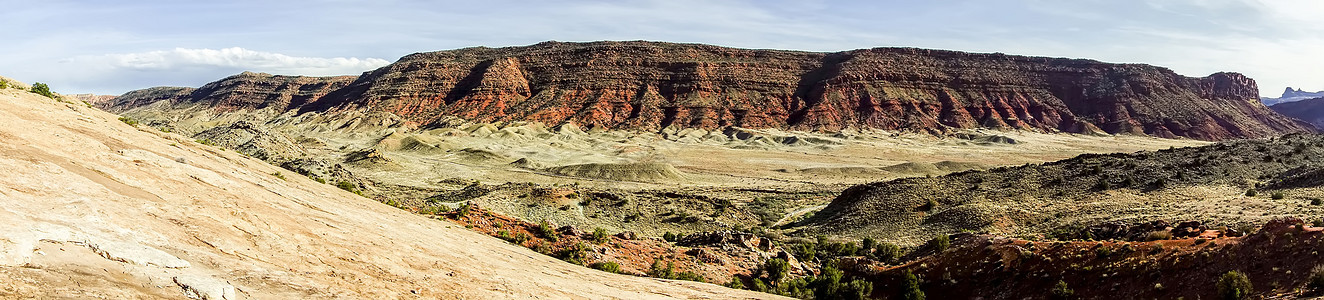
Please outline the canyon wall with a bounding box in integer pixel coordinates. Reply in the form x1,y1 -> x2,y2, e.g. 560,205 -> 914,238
107,41 -> 1313,140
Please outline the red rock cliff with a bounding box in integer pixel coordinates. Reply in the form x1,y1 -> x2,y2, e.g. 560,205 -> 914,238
111,41 -> 1313,140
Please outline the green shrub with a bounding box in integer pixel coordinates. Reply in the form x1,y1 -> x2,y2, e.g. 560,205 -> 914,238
842,279 -> 873,300
1271,192 -> 1285,200
861,237 -> 877,255
1216,271 -> 1253,300
663,232 -> 677,242
790,242 -> 816,261
648,259 -> 675,279
1245,189 -> 1258,197
512,232 -> 531,245
557,242 -> 590,265
271,172 -> 286,180
898,270 -> 925,300
874,242 -> 902,263
928,234 -> 951,252
0,80 -> 8,89
590,261 -> 621,273
335,181 -> 359,194
538,220 -> 558,241
118,117 -> 139,126
763,258 -> 789,283
674,271 -> 705,283
1051,280 -> 1074,300
1311,198 -> 1323,206
591,227 -> 609,244
455,202 -> 473,218
724,276 -> 745,289
29,82 -> 54,98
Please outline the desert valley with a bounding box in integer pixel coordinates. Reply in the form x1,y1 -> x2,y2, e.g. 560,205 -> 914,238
6,2 -> 1324,299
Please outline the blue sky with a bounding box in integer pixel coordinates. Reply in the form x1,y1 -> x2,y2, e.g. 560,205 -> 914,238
3,0 -> 1322,97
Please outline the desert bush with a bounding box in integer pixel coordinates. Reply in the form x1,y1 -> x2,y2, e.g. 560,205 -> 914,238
590,261 -> 621,273
1146,231 -> 1174,241
271,172 -> 286,180
790,242 -> 816,261
0,80 -> 8,89
764,258 -> 789,283
724,276 -> 745,289
1245,189 -> 1258,197
335,181 -> 360,195
538,220 -> 558,241
874,242 -> 902,263
557,242 -> 590,265
1216,271 -> 1253,300
118,117 -> 139,126
662,231 -> 677,242
897,269 -> 925,300
591,227 -> 608,244
512,232 -> 531,245
1051,280 -> 1074,300
454,202 -> 473,218
927,234 -> 951,252
648,259 -> 675,279
674,271 -> 705,283
29,82 -> 54,98
860,237 -> 877,255
1271,192 -> 1285,200
1312,198 -> 1323,206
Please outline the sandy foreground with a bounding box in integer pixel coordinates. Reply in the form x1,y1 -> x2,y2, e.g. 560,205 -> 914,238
0,89 -> 782,299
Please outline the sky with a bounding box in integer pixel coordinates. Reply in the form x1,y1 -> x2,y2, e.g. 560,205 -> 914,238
2,0 -> 1322,97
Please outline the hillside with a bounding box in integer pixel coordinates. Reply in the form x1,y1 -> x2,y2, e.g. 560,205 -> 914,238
1271,96 -> 1324,129
0,83 -> 777,298
105,41 -> 1311,141
800,132 -> 1324,244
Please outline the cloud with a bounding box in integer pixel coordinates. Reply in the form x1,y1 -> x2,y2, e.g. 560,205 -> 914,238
71,47 -> 391,76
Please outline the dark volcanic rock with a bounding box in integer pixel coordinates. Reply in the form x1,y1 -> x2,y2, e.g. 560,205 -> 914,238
109,41 -> 1311,140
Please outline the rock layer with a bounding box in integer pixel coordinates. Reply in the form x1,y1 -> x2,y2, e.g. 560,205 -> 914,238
108,41 -> 1312,140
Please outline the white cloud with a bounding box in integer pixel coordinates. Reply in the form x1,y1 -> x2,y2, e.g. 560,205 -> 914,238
72,47 -> 391,76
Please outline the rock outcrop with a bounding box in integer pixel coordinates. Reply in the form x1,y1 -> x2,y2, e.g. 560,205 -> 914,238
108,41 -> 1312,140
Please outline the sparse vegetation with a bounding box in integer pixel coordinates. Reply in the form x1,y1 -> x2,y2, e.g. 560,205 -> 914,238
927,234 -> 951,252
1216,271 -> 1253,300
1245,189 -> 1257,197
874,242 -> 901,263
29,82 -> 54,98
335,181 -> 361,195
1271,191 -> 1285,200
897,269 -> 925,300
271,172 -> 286,180
1051,280 -> 1074,300
662,231 -> 677,242
591,227 -> 608,244
538,220 -> 558,242
763,258 -> 789,283
118,116 -> 139,126
590,261 -> 621,273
